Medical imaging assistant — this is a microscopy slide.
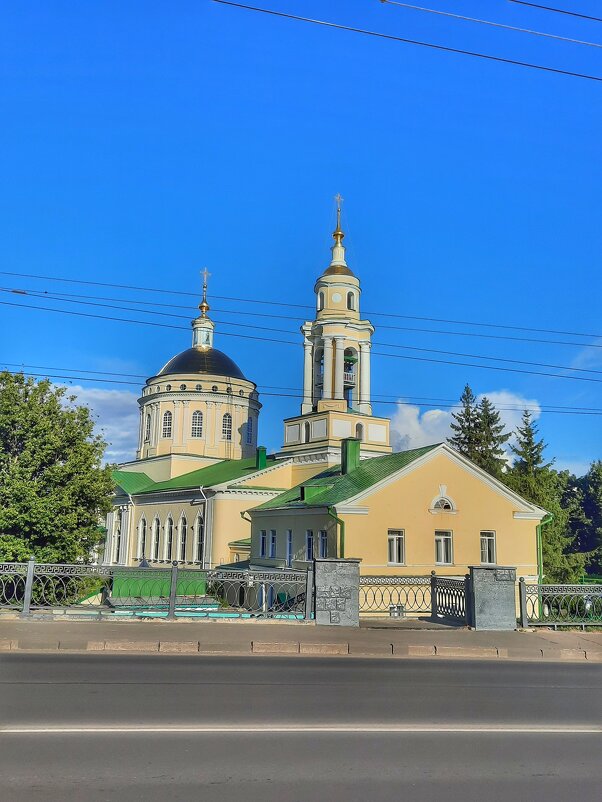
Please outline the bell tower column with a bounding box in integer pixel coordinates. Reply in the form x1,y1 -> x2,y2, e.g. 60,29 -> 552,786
302,335 -> 313,414
323,337 -> 334,400
359,342 -> 372,414
334,337 -> 345,401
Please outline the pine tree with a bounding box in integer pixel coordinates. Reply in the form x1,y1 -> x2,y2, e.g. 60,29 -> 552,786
510,409 -> 552,477
581,461 -> 602,572
448,384 -> 480,462
474,396 -> 511,478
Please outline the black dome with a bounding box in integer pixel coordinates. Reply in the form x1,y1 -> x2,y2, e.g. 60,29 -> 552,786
157,347 -> 247,380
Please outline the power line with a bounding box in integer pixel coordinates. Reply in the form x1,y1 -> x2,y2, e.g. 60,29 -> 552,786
3,367 -> 601,416
3,298 -> 602,384
2,271 -> 601,341
380,0 -> 602,48
4,287 -> 602,373
209,0 -> 602,82
507,1 -> 602,23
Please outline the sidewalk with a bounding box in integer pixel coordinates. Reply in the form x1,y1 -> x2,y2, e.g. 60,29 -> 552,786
1,617 -> 602,661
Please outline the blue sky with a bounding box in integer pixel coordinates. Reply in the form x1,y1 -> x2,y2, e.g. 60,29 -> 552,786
1,1 -> 600,472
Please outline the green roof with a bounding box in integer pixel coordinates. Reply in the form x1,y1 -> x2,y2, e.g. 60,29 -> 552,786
228,537 -> 251,548
253,444 -> 440,511
112,456 -> 278,496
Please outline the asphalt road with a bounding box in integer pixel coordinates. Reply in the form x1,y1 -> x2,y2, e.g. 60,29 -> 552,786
1,654 -> 601,801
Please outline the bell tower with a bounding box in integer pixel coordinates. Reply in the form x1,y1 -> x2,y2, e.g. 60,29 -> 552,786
280,196 -> 391,463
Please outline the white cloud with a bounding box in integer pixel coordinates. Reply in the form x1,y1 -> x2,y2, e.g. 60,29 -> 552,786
390,390 -> 541,453
62,385 -> 140,464
570,338 -> 602,371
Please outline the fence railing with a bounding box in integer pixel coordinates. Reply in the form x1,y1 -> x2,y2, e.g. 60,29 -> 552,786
431,574 -> 469,624
359,576 -> 431,616
519,579 -> 602,629
0,560 -> 312,621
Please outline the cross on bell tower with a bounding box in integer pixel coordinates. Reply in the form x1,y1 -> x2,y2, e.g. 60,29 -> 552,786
192,268 -> 215,349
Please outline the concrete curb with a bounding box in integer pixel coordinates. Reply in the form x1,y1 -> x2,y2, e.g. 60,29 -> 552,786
0,638 -> 598,662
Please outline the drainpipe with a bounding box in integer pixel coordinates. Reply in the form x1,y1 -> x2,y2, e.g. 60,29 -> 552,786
536,512 -> 554,584
327,507 -> 345,558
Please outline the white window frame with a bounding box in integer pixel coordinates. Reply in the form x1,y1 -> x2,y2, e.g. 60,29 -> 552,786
152,518 -> 160,560
435,530 -> 453,565
195,514 -> 205,564
165,517 -> 174,561
480,530 -> 496,565
318,530 -> 328,559
259,530 -> 267,558
269,530 -> 277,559
144,414 -> 152,442
387,529 -> 405,565
222,413 -> 232,441
162,410 -> 173,438
305,530 -> 314,561
285,530 -> 293,567
191,410 -> 203,438
137,517 -> 147,559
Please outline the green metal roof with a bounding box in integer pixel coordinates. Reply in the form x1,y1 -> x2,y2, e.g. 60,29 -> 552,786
112,456 -> 278,496
228,537 -> 251,548
252,444 -> 440,511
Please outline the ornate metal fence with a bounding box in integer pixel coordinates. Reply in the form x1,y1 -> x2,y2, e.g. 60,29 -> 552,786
519,579 -> 602,629
431,575 -> 469,624
359,576 -> 431,616
0,560 -> 311,621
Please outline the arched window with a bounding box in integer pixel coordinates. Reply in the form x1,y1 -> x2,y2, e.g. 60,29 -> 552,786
152,518 -> 160,560
144,414 -> 151,442
195,514 -> 205,564
162,410 -> 172,438
138,518 -> 147,558
355,423 -> 364,441
318,291 -> 325,311
113,510 -> 122,564
179,516 -> 187,561
304,421 -> 311,443
433,498 -> 453,511
191,410 -> 203,438
222,412 -> 232,441
347,292 -> 355,310
165,517 -> 174,560
246,416 -> 253,445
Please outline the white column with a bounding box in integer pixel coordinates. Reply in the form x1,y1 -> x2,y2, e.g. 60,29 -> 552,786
323,337 -> 333,400
136,408 -> 144,457
181,400 -> 190,449
302,337 -> 313,413
118,505 -> 130,565
359,342 -> 372,413
173,400 -> 182,446
334,337 -> 345,401
212,402 -> 221,447
152,403 -> 161,446
103,511 -> 114,565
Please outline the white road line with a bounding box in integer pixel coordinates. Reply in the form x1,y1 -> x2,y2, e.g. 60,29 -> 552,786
1,725 -> 601,734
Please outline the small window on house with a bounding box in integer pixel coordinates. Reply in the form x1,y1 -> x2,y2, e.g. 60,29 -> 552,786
152,518 -> 160,560
162,410 -> 172,438
196,384 -> 202,391
286,530 -> 293,567
180,384 -> 186,391
226,386 -> 232,394
191,410 -> 203,438
269,530 -> 277,558
388,530 -> 405,565
239,390 -> 245,396
138,518 -> 147,559
166,384 -> 172,391
259,530 -> 267,558
165,518 -> 174,560
195,515 -> 205,563
222,413 -> 232,441
435,530 -> 453,564
318,291 -> 325,311
347,291 -> 355,310
179,516 -> 187,561
480,531 -> 496,564
319,530 -> 328,559
305,530 -> 314,561
212,385 -> 218,392
433,497 -> 453,511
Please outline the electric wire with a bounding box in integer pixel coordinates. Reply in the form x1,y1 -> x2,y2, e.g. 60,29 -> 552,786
380,0 -> 602,48
209,0 -> 602,82
507,1 -> 602,24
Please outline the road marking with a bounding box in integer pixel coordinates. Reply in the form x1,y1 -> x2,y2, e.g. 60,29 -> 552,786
2,725 -> 601,734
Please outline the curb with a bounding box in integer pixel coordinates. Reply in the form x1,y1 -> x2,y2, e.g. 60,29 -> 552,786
0,639 -> 599,662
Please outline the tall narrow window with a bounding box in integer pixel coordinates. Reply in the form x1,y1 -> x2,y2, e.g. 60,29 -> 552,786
165,518 -> 174,560
480,531 -> 496,564
113,513 -> 122,563
152,518 -> 160,560
286,530 -> 293,567
138,518 -> 147,558
304,421 -> 311,443
269,530 -> 277,558
305,530 -> 314,561
246,416 -> 253,445
435,530 -> 453,565
388,530 -> 405,565
162,410 -> 172,438
191,410 -> 203,438
318,291 -> 325,311
144,414 -> 151,442
347,291 -> 355,310
195,515 -> 205,564
222,412 -> 232,441
259,530 -> 267,558
179,516 -> 187,561
319,530 -> 328,559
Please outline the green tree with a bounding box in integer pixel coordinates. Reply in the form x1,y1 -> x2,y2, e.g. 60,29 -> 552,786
473,396 -> 511,478
0,372 -> 114,563
580,461 -> 602,572
505,410 -> 585,583
448,384 -> 480,462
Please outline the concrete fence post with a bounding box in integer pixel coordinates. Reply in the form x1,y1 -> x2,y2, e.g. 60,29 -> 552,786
167,561 -> 179,620
464,573 -> 474,628
430,571 -> 438,621
314,558 -> 360,627
21,558 -> 36,618
518,577 -> 528,628
468,566 -> 517,630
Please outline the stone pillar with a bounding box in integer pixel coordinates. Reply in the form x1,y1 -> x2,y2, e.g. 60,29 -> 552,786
323,337 -> 333,400
359,342 -> 371,414
173,400 -> 182,446
181,400 -> 190,449
334,337 -> 345,401
136,408 -> 144,457
302,337 -> 313,414
314,558 -> 361,627
468,566 -> 517,630
152,402 -> 161,447
118,505 -> 131,565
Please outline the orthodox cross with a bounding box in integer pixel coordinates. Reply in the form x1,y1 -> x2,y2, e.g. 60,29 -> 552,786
201,267 -> 211,293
